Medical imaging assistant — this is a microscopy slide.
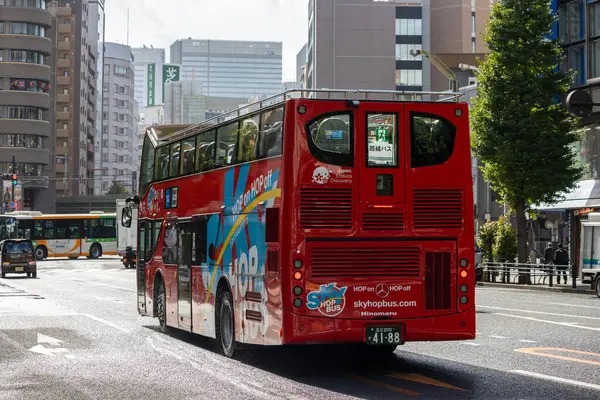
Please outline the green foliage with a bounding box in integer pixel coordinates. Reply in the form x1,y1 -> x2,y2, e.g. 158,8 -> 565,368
471,0 -> 583,208
477,219 -> 498,262
470,0 -> 584,262
492,216 -> 518,263
107,181 -> 129,195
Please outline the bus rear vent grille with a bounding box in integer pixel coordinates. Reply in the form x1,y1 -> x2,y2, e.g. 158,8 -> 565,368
311,246 -> 420,279
413,188 -> 463,229
425,252 -> 452,310
299,187 -> 353,229
361,211 -> 405,231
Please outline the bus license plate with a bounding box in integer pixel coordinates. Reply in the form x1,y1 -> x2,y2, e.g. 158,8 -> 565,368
365,326 -> 402,345
15,267 -> 24,272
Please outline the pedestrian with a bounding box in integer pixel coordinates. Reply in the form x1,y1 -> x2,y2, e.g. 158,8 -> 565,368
543,242 -> 554,265
554,243 -> 569,284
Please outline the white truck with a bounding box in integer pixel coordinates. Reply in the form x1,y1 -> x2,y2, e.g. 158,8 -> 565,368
116,199 -> 137,268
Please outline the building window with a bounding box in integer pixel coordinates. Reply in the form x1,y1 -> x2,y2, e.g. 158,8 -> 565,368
396,44 -> 422,60
1,106 -> 43,120
8,22 -> 45,36
8,78 -> 50,92
8,50 -> 45,65
0,0 -> 46,9
114,65 -> 128,76
0,134 -> 42,148
571,44 -> 585,86
396,70 -> 422,87
396,19 -> 422,36
1,162 -> 43,176
559,1 -> 584,44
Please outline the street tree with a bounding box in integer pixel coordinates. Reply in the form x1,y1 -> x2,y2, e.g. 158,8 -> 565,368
470,0 -> 583,263
107,181 -> 129,195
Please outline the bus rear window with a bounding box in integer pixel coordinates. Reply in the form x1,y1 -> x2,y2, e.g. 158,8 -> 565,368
367,113 -> 398,167
307,112 -> 353,167
410,113 -> 457,168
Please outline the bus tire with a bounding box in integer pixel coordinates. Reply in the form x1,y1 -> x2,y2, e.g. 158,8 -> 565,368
35,246 -> 46,261
155,277 -> 169,334
216,289 -> 236,358
88,243 -> 102,259
595,275 -> 600,298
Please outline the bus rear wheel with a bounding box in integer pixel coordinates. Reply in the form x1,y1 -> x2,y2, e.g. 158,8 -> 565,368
88,244 -> 101,259
35,246 -> 46,261
216,289 -> 236,358
595,275 -> 600,298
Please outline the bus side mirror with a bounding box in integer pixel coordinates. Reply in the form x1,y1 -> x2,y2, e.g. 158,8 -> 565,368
121,207 -> 132,228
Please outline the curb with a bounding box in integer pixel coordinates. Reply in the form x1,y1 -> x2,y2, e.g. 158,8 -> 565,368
477,282 -> 596,295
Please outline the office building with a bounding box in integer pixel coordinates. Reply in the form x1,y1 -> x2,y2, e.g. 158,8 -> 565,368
100,42 -> 138,195
306,0 -> 488,92
89,0 -> 105,196
0,0 -> 54,211
131,46 -> 165,112
52,0 -> 99,197
170,39 -> 283,98
164,80 -> 247,124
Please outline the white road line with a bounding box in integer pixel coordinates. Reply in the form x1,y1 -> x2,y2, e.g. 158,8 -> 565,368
461,342 -> 481,346
69,278 -> 135,293
478,305 -> 600,321
494,313 -> 600,332
518,340 -> 538,344
82,313 -> 131,334
489,335 -> 509,339
510,370 -> 600,392
551,302 -> 600,310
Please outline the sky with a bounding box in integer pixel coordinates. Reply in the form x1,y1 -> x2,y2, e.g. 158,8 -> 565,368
104,0 -> 309,82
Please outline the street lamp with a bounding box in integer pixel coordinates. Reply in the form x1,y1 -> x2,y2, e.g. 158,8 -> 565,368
410,49 -> 459,93
458,63 -> 481,74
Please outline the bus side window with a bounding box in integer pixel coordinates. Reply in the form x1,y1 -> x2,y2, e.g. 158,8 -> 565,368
237,115 -> 259,163
33,220 -> 43,239
181,137 -> 196,175
192,215 -> 210,265
306,112 -> 353,167
196,130 -> 216,172
155,146 -> 170,181
44,221 -> 55,239
170,142 -> 181,178
150,220 -> 162,259
163,221 -> 178,265
216,122 -> 239,167
138,221 -> 147,262
258,107 -> 283,159
139,136 -> 156,195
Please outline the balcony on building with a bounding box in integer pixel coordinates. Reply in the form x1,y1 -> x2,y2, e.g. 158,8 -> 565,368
55,147 -> 68,156
58,23 -> 72,34
56,93 -> 69,103
56,111 -> 70,120
56,76 -> 70,86
57,41 -> 71,51
56,128 -> 69,138
55,163 -> 65,174
57,58 -> 71,69
55,181 -> 67,192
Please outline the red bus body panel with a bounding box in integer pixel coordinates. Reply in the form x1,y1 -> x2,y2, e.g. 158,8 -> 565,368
137,97 -> 475,346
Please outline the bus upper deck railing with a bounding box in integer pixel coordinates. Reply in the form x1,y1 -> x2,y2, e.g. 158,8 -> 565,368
154,88 -> 465,145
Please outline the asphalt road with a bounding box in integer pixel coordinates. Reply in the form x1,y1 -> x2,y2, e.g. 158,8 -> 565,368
1,258 -> 600,399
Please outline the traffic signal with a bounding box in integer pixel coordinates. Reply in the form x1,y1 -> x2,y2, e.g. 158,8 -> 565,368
11,174 -> 17,186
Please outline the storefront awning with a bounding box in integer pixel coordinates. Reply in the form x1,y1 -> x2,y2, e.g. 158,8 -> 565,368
535,179 -> 600,211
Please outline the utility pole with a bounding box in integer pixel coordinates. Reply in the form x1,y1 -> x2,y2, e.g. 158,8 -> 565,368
12,155 -> 16,203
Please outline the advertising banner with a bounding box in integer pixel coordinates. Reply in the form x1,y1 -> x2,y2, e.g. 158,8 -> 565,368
162,64 -> 180,103
2,181 -> 22,212
147,63 -> 156,107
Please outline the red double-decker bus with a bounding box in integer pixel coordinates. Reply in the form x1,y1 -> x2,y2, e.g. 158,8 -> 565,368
121,89 -> 475,357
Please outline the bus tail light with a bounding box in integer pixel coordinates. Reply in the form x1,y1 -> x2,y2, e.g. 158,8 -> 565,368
293,271 -> 303,280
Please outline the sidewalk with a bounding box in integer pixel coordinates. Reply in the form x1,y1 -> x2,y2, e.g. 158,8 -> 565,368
477,279 -> 596,295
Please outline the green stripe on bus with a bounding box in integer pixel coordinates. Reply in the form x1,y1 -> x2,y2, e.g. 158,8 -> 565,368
85,238 -> 116,243
583,258 -> 600,265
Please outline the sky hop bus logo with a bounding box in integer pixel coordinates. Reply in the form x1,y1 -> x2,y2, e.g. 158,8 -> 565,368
306,282 -> 347,317
312,167 -> 330,184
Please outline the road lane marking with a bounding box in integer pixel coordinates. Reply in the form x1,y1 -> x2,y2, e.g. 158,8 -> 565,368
68,278 -> 135,292
350,375 -> 421,395
510,370 -> 600,392
550,302 -> 600,310
518,340 -> 538,344
515,348 -> 600,367
460,342 -> 481,346
478,305 -> 600,321
489,335 -> 509,339
82,313 -> 131,333
494,313 -> 600,332
386,372 -> 465,391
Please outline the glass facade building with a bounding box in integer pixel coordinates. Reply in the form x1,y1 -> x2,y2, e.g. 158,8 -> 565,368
170,39 -> 282,99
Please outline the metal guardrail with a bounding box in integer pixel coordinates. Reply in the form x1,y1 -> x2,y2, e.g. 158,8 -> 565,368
480,262 -> 577,288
